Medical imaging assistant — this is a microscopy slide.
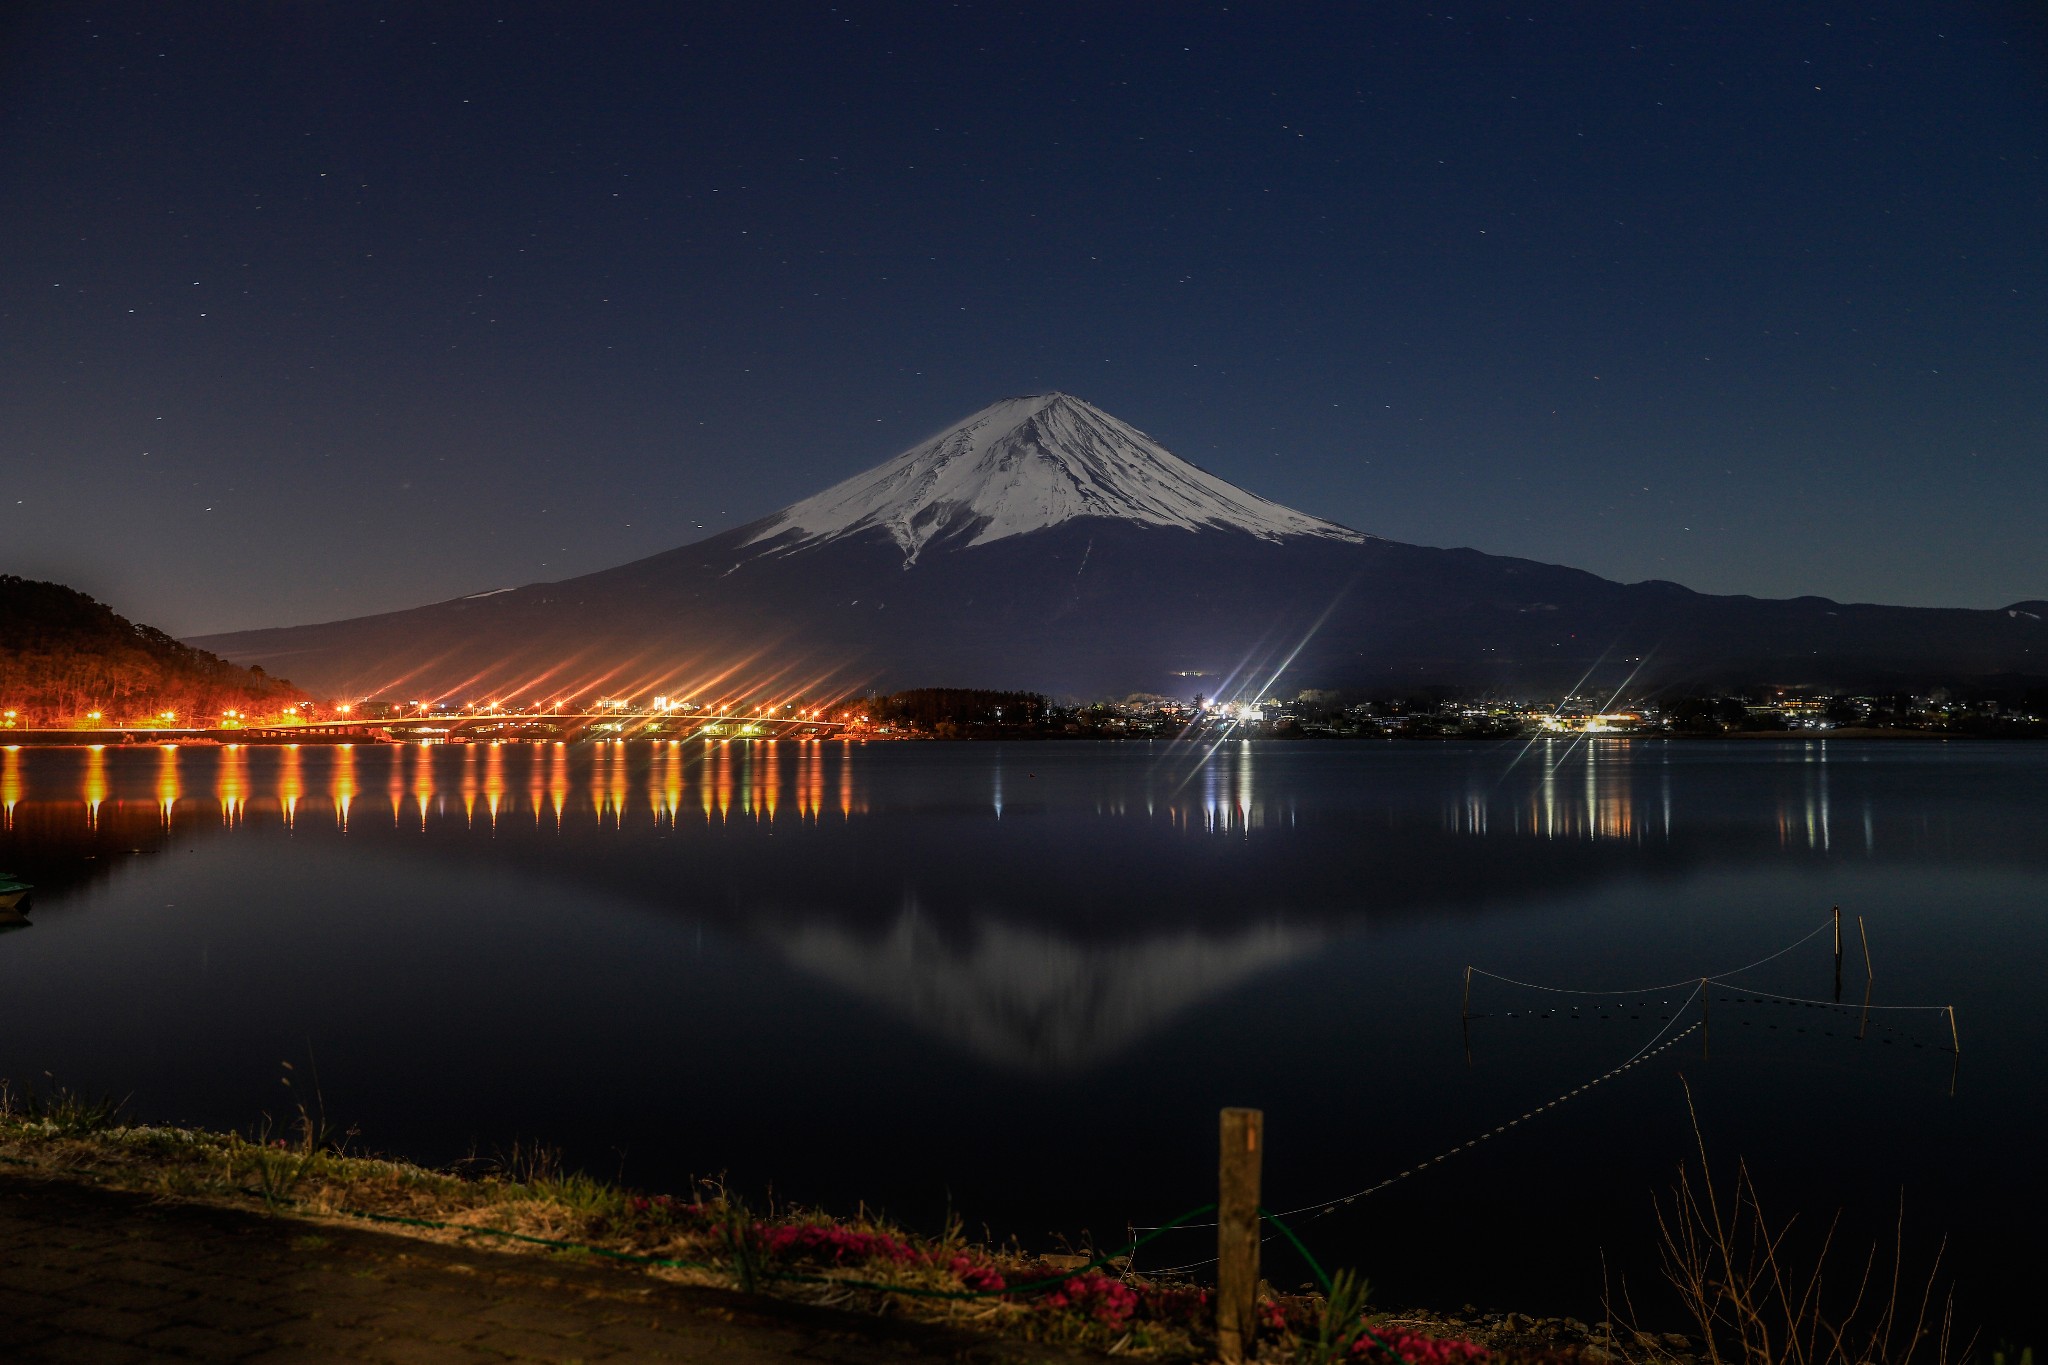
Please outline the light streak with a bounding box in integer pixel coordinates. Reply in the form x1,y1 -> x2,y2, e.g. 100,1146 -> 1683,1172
1,747 -> 19,828
335,743 -> 356,830
219,745 -> 247,826
83,746 -> 108,829
280,744 -> 302,827
158,744 -> 181,825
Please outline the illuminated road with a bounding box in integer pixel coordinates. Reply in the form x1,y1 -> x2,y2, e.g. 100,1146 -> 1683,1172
7,711 -> 849,745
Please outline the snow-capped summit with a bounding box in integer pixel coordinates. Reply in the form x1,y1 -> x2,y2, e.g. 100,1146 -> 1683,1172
744,392 -> 1368,564
190,392 -> 2042,702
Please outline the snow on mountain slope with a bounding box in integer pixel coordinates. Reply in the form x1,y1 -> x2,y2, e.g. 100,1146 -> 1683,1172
744,392 -> 1368,564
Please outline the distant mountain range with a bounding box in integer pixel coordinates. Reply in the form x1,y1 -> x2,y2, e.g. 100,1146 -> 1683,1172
190,394 -> 2046,700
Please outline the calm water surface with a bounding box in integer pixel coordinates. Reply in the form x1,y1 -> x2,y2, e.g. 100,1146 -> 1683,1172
2,738 -> 2042,1333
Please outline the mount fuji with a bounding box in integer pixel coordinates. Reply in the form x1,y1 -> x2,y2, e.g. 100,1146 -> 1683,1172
193,393 -> 2043,699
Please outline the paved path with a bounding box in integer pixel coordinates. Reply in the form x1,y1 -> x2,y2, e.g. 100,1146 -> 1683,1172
0,1175 -> 1088,1364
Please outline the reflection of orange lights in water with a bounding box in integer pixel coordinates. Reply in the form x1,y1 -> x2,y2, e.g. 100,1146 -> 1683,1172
83,746 -> 108,828
334,744 -> 356,830
838,740 -> 854,818
527,743 -> 547,825
2,747 -> 20,828
586,744 -> 607,822
713,741 -> 733,820
280,745 -> 303,827
548,743 -> 569,828
483,743 -> 505,826
410,744 -> 434,830
387,745 -> 404,825
1524,739 -> 1636,841
608,743 -> 629,825
460,744 -> 480,824
218,745 -> 247,825
654,742 -> 683,826
800,741 -> 824,819
157,745 -> 181,824
759,741 -> 779,820
735,743 -> 754,817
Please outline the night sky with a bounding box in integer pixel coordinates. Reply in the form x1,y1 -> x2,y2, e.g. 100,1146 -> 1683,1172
4,2 -> 2042,637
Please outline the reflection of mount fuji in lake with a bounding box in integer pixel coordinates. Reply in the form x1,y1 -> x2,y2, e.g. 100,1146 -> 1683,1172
771,904 -> 1321,1073
14,741 -> 2042,1075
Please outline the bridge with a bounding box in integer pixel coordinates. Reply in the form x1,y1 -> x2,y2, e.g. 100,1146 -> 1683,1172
6,710 -> 850,745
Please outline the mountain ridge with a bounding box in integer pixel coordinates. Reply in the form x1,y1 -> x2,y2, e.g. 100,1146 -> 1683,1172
187,395 -> 2046,700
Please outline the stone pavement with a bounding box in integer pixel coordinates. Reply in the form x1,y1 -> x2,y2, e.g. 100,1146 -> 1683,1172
0,1175 -> 1089,1364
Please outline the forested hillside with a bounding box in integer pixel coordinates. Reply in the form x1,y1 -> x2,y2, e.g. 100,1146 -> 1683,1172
0,576 -> 305,726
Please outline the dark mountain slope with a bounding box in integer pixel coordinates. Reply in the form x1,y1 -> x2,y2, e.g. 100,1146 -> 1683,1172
187,395 -> 2046,700
187,519 -> 2044,701
1,575 -> 306,724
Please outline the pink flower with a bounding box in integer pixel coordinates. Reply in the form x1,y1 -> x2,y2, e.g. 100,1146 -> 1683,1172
756,1223 -> 919,1265
946,1253 -> 1007,1292
1350,1325 -> 1488,1364
1041,1272 -> 1140,1331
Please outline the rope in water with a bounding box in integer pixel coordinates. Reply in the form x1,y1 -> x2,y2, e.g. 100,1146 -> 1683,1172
1468,918 -> 1833,997
1480,996 -> 1952,1050
1708,985 -> 1950,1013
1133,985 -> 1708,1270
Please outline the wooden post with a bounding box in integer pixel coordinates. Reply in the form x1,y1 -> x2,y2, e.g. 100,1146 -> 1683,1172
1858,915 -> 1874,982
1461,966 -> 1472,1021
1832,906 -> 1843,1002
1946,1006 -> 1960,1055
1217,1108 -> 1264,1364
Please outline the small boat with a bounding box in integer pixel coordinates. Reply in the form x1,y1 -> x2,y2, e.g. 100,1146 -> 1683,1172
0,875 -> 31,912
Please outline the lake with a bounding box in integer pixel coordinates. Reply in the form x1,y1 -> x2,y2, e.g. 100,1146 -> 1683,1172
1,737 -> 2042,1335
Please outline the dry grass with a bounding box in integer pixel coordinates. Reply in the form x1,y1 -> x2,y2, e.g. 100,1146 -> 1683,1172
1609,1082 -> 1964,1365
0,1090 -> 1212,1356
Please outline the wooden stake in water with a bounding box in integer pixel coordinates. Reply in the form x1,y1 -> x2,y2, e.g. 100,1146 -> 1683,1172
1461,965 -> 1472,1021
1858,915 -> 1874,982
1947,1006 -> 1961,1055
1832,906 -> 1843,1002
1217,1108 -> 1264,1365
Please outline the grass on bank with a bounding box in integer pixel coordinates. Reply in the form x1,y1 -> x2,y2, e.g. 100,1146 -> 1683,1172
0,1078 -> 2009,1365
0,1079 -> 1500,1362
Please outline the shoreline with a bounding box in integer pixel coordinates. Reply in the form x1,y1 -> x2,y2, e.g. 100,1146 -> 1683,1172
0,728 -> 2027,748
0,1104 -> 1651,1364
